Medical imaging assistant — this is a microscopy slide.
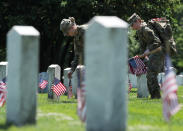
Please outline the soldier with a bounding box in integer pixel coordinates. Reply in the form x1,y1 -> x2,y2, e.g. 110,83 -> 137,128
128,13 -> 165,99
60,17 -> 88,79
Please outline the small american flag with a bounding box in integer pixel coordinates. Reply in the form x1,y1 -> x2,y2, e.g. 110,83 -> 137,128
51,78 -> 66,97
162,55 -> 180,121
77,66 -> 86,122
128,55 -> 147,76
39,79 -> 48,90
0,77 -> 7,107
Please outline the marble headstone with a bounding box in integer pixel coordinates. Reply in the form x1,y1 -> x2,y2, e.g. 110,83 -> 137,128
6,26 -> 39,126
64,68 -> 72,93
136,74 -> 149,98
85,16 -> 128,131
38,72 -> 49,93
47,64 -> 61,100
0,62 -> 8,80
128,74 -> 137,88
176,75 -> 183,86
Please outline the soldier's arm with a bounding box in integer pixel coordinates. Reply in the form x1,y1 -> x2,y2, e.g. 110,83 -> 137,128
71,41 -> 80,72
144,27 -> 161,51
71,54 -> 79,72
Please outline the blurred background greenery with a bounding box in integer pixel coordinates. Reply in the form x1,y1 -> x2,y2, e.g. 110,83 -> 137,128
0,0 -> 183,74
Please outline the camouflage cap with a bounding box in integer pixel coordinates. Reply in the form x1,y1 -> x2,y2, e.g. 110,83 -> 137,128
60,18 -> 74,36
128,13 -> 141,26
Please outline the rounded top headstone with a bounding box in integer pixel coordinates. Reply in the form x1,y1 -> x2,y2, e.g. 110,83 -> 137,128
8,26 -> 40,36
39,72 -> 49,80
88,16 -> 128,28
0,62 -> 8,65
64,68 -> 72,71
49,64 -> 60,68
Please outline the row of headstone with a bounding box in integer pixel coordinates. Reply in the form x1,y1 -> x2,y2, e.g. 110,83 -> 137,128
6,16 -> 183,130
0,61 -> 62,100
63,66 -> 86,99
157,72 -> 183,86
129,72 -> 183,89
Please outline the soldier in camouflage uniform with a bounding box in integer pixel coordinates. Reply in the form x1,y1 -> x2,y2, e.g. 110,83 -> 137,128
128,13 -> 165,99
60,17 -> 88,79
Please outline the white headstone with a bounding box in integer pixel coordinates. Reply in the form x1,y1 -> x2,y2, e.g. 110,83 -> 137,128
0,62 -> 8,80
71,68 -> 78,98
47,64 -> 61,100
179,72 -> 183,75
64,68 -> 72,93
137,74 -> 149,98
176,75 -> 183,86
85,16 -> 128,131
38,72 -> 49,93
158,72 -> 165,83
128,74 -> 137,88
7,26 -> 39,126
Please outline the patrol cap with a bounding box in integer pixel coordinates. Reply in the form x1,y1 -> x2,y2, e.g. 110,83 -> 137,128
128,13 -> 141,26
60,17 -> 75,36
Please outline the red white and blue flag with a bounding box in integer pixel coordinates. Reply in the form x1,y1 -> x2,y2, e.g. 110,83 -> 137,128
162,55 -> 180,121
0,77 -> 7,107
77,66 -> 86,122
39,79 -> 48,90
128,55 -> 147,76
51,78 -> 66,96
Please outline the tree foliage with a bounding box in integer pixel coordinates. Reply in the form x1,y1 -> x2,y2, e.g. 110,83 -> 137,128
172,4 -> 183,73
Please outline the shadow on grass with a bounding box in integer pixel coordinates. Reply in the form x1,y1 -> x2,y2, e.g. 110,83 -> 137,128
130,90 -> 137,93
44,100 -> 77,104
0,123 -> 12,130
61,100 -> 77,103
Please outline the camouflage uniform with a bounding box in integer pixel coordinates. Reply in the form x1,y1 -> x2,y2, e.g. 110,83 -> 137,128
60,17 -> 88,72
71,25 -> 88,72
128,13 -> 165,98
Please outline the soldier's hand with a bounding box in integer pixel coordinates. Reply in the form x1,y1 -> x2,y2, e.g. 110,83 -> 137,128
139,54 -> 145,58
68,71 -> 73,79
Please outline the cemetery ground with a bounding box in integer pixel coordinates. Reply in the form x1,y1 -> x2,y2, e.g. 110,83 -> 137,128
0,86 -> 183,131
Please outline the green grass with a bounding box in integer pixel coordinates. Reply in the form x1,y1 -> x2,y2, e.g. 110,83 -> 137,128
0,86 -> 183,131
128,86 -> 183,131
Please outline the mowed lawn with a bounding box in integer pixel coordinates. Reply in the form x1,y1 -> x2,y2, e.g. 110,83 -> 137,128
0,86 -> 183,131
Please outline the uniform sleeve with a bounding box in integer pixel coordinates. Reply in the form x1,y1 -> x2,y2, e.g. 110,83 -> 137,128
71,40 -> 80,72
139,41 -> 147,54
144,27 -> 161,51
71,54 -> 79,72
